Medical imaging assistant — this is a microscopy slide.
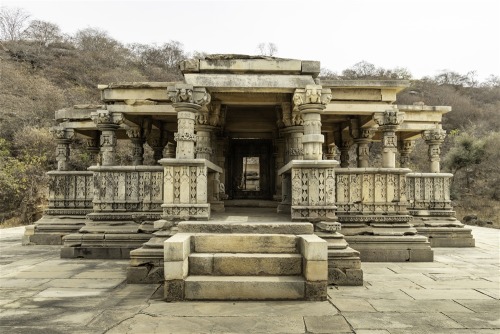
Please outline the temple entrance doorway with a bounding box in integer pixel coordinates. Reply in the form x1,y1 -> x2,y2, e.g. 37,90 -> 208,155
228,139 -> 274,200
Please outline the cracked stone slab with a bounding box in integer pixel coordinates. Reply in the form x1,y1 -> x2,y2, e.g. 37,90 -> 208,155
342,311 -> 464,330
106,314 -> 306,334
303,315 -> 352,333
367,299 -> 474,312
444,312 -> 500,329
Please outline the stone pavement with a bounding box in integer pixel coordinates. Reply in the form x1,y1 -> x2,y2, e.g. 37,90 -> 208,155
0,225 -> 498,334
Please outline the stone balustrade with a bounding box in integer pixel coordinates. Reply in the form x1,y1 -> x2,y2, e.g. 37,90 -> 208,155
335,168 -> 411,219
88,166 -> 164,214
45,171 -> 94,215
406,172 -> 453,213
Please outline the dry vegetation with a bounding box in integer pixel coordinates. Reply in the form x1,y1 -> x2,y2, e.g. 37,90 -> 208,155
1,7 -> 499,228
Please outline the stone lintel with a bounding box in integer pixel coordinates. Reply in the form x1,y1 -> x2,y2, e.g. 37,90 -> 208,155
198,59 -> 303,74
159,158 -> 223,174
98,82 -> 178,90
55,108 -> 95,121
278,160 -> 340,176
322,80 -> 410,92
107,104 -> 176,115
184,74 -> 315,92
398,104 -> 452,114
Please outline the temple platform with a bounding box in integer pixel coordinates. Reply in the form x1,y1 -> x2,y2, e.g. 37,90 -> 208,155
1,225 -> 496,333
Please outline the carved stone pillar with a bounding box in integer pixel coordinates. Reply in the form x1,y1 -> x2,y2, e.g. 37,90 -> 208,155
167,84 -> 211,160
283,126 -> 304,163
398,139 -> 416,168
85,135 -> 100,166
374,110 -> 405,168
147,127 -> 169,164
195,125 -> 215,161
351,128 -> 375,168
126,127 -> 145,166
422,128 -> 447,173
292,85 -> 332,160
339,139 -> 352,168
50,126 -> 74,171
274,138 -> 285,201
90,110 -> 123,166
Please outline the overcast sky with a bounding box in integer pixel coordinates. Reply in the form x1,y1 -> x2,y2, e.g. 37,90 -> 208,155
4,0 -> 500,80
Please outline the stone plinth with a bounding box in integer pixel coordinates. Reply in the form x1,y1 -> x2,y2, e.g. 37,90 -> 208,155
278,160 -> 339,222
61,166 -> 164,259
160,158 -> 223,221
23,171 -> 93,245
407,173 -> 475,247
336,168 -> 433,262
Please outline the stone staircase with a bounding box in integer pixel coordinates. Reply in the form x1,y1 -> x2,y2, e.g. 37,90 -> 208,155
164,222 -> 328,301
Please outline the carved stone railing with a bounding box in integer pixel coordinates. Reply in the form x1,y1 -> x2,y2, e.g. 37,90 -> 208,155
335,168 -> 411,221
278,160 -> 339,221
46,171 -> 94,215
88,166 -> 164,217
159,159 -> 223,220
406,173 -> 453,214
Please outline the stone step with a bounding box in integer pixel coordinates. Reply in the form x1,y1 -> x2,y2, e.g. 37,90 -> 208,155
178,221 -> 313,234
189,253 -> 302,276
192,233 -> 298,253
184,275 -> 305,300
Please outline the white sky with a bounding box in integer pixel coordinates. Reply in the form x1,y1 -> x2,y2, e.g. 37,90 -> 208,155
3,0 -> 500,80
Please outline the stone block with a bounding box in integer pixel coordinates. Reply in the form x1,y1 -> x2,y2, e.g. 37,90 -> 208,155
189,253 -> 214,275
178,221 -> 313,234
164,279 -> 184,301
409,249 -> 434,262
305,281 -> 327,301
164,259 -> 189,280
299,234 -> 328,261
164,233 -> 191,261
29,234 -> 64,245
304,260 -> 328,281
184,276 -> 305,300
193,234 -> 297,253
213,253 -> 302,276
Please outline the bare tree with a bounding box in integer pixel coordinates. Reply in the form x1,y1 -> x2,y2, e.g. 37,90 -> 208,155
24,20 -> 62,47
257,42 -> 278,56
0,7 -> 30,41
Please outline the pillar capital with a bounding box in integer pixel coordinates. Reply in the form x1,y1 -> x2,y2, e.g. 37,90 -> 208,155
292,85 -> 332,109
90,110 -> 123,129
374,110 -> 405,128
422,128 -> 447,143
167,84 -> 211,107
49,126 -> 74,142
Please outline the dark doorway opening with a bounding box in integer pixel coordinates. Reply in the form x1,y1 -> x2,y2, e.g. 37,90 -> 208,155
229,139 -> 274,200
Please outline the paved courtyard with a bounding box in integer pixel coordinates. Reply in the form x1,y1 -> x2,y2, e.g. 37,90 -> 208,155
0,225 -> 498,334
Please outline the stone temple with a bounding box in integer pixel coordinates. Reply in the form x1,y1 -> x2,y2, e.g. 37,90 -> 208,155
23,55 -> 475,301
